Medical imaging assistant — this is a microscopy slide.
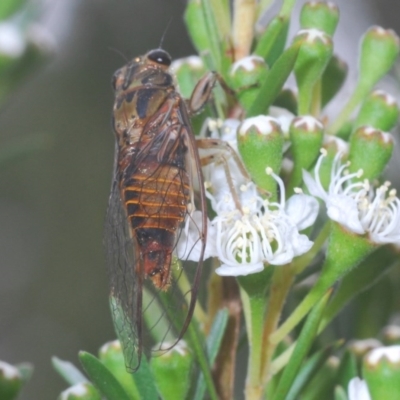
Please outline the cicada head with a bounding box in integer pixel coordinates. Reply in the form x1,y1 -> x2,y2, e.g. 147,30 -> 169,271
112,49 -> 172,94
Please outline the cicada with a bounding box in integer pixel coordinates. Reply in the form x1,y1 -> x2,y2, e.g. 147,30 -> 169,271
105,49 -> 222,371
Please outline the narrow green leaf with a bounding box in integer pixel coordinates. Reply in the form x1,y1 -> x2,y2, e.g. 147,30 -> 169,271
247,42 -> 300,116
206,309 -> 229,362
52,357 -> 87,386
132,356 -> 158,400
187,321 -> 219,400
78,352 -> 132,400
200,0 -> 222,71
286,344 -> 338,400
272,290 -> 331,400
194,309 -> 229,400
321,55 -> 348,107
254,16 -> 287,62
209,0 -> 230,39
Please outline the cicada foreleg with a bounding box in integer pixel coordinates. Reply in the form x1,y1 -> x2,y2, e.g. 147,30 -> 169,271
187,72 -> 235,116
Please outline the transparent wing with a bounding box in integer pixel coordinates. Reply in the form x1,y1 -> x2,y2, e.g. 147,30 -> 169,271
104,99 -> 207,370
145,100 -> 208,355
104,159 -> 143,372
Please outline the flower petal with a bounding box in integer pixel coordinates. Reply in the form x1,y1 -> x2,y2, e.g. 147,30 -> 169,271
215,262 -> 264,276
348,377 -> 371,400
285,194 -> 319,230
327,195 -> 365,234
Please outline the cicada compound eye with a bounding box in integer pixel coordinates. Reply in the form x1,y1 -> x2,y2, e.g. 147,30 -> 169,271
146,49 -> 172,67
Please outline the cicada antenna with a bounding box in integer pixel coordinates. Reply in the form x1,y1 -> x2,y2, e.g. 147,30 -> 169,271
159,17 -> 174,50
108,47 -> 129,63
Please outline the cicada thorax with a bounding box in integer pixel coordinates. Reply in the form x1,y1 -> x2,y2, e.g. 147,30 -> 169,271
112,54 -> 191,290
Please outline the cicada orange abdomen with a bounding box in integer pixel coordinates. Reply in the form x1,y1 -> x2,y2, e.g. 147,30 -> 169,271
105,49 -> 208,371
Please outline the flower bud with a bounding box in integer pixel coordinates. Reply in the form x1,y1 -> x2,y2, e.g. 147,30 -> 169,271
359,27 -> 400,89
354,90 -> 399,132
0,361 -> 23,400
363,346 -> 400,399
300,2 -> 339,36
293,29 -> 333,114
237,115 -> 284,196
228,55 -> 269,112
171,56 -> 206,99
289,115 -> 324,191
382,325 -> 400,346
150,341 -> 193,400
58,382 -> 101,400
98,340 -> 137,397
348,126 -> 394,180
349,339 -> 383,360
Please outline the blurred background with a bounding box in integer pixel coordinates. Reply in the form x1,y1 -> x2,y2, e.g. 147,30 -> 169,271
0,0 -> 399,398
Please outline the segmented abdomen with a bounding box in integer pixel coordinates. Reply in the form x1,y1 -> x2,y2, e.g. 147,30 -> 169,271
122,159 -> 191,286
124,160 -> 190,231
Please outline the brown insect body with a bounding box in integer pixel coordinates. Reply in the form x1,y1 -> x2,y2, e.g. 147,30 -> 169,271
105,49 -> 210,371
112,51 -> 192,289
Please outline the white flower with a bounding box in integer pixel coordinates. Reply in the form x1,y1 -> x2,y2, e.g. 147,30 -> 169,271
176,210 -> 217,261
208,169 -> 318,276
348,378 -> 372,400
303,150 -> 400,245
179,118 -> 319,275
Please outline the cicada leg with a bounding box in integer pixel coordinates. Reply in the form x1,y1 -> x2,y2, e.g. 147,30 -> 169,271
196,138 -> 251,212
187,72 -> 252,211
187,72 -> 234,115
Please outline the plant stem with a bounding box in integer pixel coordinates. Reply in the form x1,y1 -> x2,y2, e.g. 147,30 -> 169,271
240,285 -> 266,400
232,0 -> 256,60
260,264 -> 295,389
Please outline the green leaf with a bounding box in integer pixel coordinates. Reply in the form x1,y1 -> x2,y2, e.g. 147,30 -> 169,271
187,321 -> 219,400
52,357 -> 87,386
285,345 -> 336,400
271,290 -> 331,400
321,55 -> 348,107
78,352 -> 132,400
206,309 -> 229,362
194,309 -> 229,400
247,41 -> 300,116
336,350 -> 358,392
131,355 -> 158,400
254,16 -> 289,64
